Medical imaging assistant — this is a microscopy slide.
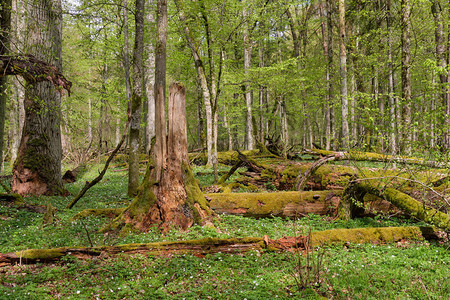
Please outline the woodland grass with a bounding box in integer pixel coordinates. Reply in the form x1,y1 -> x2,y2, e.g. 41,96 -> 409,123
0,162 -> 448,299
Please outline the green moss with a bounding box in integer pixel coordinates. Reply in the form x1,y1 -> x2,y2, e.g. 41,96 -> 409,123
72,208 -> 126,220
208,190 -> 342,218
310,226 -> 424,246
15,248 -> 67,260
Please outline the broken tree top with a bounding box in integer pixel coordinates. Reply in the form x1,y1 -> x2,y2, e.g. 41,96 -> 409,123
0,55 -> 72,95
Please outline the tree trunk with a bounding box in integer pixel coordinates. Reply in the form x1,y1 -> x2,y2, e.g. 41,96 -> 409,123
432,1 -> 449,148
387,0 -> 397,153
0,0 -> 12,170
127,0 -> 144,197
207,190 -> 341,218
243,3 -> 254,150
108,83 -> 213,232
12,0 -> 64,196
144,0 -> 156,153
175,0 -> 216,166
325,0 -> 334,150
401,0 -> 412,155
338,0 -> 349,149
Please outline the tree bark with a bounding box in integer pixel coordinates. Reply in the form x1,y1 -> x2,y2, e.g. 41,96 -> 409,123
338,0 -> 349,149
401,0 -> 412,155
0,0 -> 12,170
387,0 -> 397,153
344,181 -> 450,231
127,0 -> 144,197
107,83 -> 213,232
207,190 -> 341,218
243,3 -> 254,150
325,0 -> 334,150
144,0 -> 156,153
0,226 -> 436,264
12,0 -> 66,196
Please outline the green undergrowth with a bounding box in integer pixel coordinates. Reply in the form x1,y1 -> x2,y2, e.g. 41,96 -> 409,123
1,161 -> 448,299
1,242 -> 449,299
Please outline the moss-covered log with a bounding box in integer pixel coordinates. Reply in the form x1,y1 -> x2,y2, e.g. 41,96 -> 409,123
189,149 -> 275,165
207,191 -> 342,218
72,208 -> 126,220
305,149 -> 448,168
0,226 -> 437,265
344,181 -> 450,231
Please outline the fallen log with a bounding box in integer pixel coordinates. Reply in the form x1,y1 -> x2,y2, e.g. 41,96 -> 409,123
296,154 -> 336,191
207,190 -> 342,218
0,226 -> 438,265
305,149 -> 448,169
189,149 -> 275,165
344,181 -> 450,231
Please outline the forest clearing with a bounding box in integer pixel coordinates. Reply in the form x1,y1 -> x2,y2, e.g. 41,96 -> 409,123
1,0 -> 450,299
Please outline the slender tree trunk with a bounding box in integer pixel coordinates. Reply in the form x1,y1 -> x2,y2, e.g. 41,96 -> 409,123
88,67 -> 93,145
258,44 -> 265,144
401,0 -> 412,155
326,0 -> 334,150
387,0 -> 397,153
154,0 -> 167,181
127,0 -> 144,197
12,0 -> 64,195
145,0 -> 156,153
175,0 -> 214,165
338,0 -> 349,149
11,0 -> 25,164
243,5 -> 254,150
0,0 -> 12,170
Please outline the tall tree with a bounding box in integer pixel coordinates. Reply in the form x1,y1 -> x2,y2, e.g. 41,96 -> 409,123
401,0 -> 411,155
0,0 -> 12,169
243,1 -> 254,150
12,0 -> 65,195
127,0 -> 144,196
108,0 -> 212,232
339,0 -> 349,149
144,0 -> 156,153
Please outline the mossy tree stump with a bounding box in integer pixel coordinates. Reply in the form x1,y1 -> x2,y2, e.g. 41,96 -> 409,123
108,83 -> 213,233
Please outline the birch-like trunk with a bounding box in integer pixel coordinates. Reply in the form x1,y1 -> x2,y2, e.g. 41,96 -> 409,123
145,0 -> 156,153
338,0 -> 349,149
243,5 -> 254,150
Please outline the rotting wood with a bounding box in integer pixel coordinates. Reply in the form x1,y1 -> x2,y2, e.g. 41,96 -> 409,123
296,154 -> 336,191
218,161 -> 243,185
207,190 -> 342,218
0,226 -> 439,265
344,181 -> 450,231
304,148 -> 449,168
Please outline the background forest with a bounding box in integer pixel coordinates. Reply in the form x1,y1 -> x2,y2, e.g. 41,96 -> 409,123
3,0 -> 449,167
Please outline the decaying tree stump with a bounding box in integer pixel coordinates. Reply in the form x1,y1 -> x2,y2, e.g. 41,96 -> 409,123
106,83 -> 213,232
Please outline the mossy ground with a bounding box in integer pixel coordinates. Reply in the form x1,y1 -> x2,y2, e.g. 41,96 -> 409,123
0,158 -> 449,299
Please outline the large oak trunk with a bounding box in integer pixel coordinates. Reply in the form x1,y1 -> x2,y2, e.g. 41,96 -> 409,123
11,0 -> 65,196
107,83 -> 213,232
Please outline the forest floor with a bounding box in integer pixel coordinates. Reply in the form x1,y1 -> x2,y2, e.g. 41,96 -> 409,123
0,156 -> 450,299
